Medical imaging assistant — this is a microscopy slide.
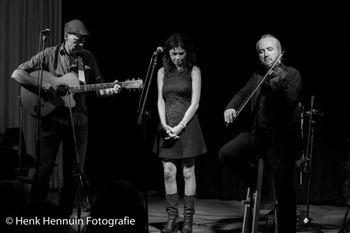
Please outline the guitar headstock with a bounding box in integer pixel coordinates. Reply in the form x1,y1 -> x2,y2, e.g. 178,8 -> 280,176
121,79 -> 143,90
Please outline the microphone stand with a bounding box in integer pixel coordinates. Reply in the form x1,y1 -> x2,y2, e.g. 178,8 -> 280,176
33,31 -> 48,186
66,91 -> 85,233
302,96 -> 316,229
137,52 -> 158,125
299,95 -> 328,232
298,102 -> 305,185
136,51 -> 160,233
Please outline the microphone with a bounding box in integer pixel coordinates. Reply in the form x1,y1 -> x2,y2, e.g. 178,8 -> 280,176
40,28 -> 51,35
153,47 -> 163,56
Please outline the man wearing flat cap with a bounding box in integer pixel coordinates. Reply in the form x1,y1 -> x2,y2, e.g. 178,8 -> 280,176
11,19 -> 121,217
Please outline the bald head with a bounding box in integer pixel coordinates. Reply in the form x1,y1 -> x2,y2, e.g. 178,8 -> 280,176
256,34 -> 281,53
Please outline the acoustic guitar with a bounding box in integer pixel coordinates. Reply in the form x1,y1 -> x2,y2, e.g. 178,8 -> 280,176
20,70 -> 143,117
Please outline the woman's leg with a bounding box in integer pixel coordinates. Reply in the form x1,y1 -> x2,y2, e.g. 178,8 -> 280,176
183,164 -> 196,196
163,161 -> 177,194
182,159 -> 196,233
162,160 -> 180,233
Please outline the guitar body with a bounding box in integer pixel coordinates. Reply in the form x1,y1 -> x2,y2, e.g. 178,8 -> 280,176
20,70 -> 143,117
20,71 -> 79,117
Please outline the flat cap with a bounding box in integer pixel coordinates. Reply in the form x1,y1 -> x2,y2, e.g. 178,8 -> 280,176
64,19 -> 90,36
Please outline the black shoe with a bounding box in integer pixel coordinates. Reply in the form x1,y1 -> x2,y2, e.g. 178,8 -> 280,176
181,218 -> 193,233
161,216 -> 180,233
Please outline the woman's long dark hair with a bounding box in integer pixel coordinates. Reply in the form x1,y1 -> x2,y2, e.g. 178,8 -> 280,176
162,33 -> 196,73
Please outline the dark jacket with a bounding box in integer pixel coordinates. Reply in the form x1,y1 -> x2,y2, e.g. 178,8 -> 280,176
226,65 -> 303,159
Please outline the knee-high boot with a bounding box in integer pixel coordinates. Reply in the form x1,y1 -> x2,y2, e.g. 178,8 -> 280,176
181,195 -> 195,233
161,193 -> 180,233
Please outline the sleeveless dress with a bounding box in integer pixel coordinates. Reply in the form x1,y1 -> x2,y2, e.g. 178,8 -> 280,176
154,68 -> 207,159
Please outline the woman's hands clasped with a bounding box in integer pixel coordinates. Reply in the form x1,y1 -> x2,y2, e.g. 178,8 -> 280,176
162,123 -> 186,140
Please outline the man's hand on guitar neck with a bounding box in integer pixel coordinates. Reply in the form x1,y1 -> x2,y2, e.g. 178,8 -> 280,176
97,80 -> 121,97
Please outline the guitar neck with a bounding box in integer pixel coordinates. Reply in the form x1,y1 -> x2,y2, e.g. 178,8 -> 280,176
71,82 -> 114,93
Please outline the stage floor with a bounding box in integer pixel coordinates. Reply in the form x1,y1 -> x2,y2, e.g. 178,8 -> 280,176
145,192 -> 347,233
63,190 -> 347,233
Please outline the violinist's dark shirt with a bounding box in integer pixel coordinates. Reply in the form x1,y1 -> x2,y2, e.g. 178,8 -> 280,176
226,65 -> 302,159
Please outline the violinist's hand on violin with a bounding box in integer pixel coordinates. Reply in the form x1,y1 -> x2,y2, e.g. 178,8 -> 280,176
268,76 -> 287,90
224,108 -> 237,125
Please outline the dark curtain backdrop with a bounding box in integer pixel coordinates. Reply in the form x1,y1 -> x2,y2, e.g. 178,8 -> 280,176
1,0 -> 349,204
61,0 -> 349,204
0,0 -> 62,156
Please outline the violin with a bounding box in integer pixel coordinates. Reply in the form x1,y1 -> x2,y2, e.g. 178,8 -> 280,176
264,63 -> 288,90
234,51 -> 285,118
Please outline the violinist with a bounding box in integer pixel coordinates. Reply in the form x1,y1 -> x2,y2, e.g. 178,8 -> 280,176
218,34 -> 302,233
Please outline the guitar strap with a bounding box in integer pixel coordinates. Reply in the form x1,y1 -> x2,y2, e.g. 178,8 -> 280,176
78,56 -> 86,84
